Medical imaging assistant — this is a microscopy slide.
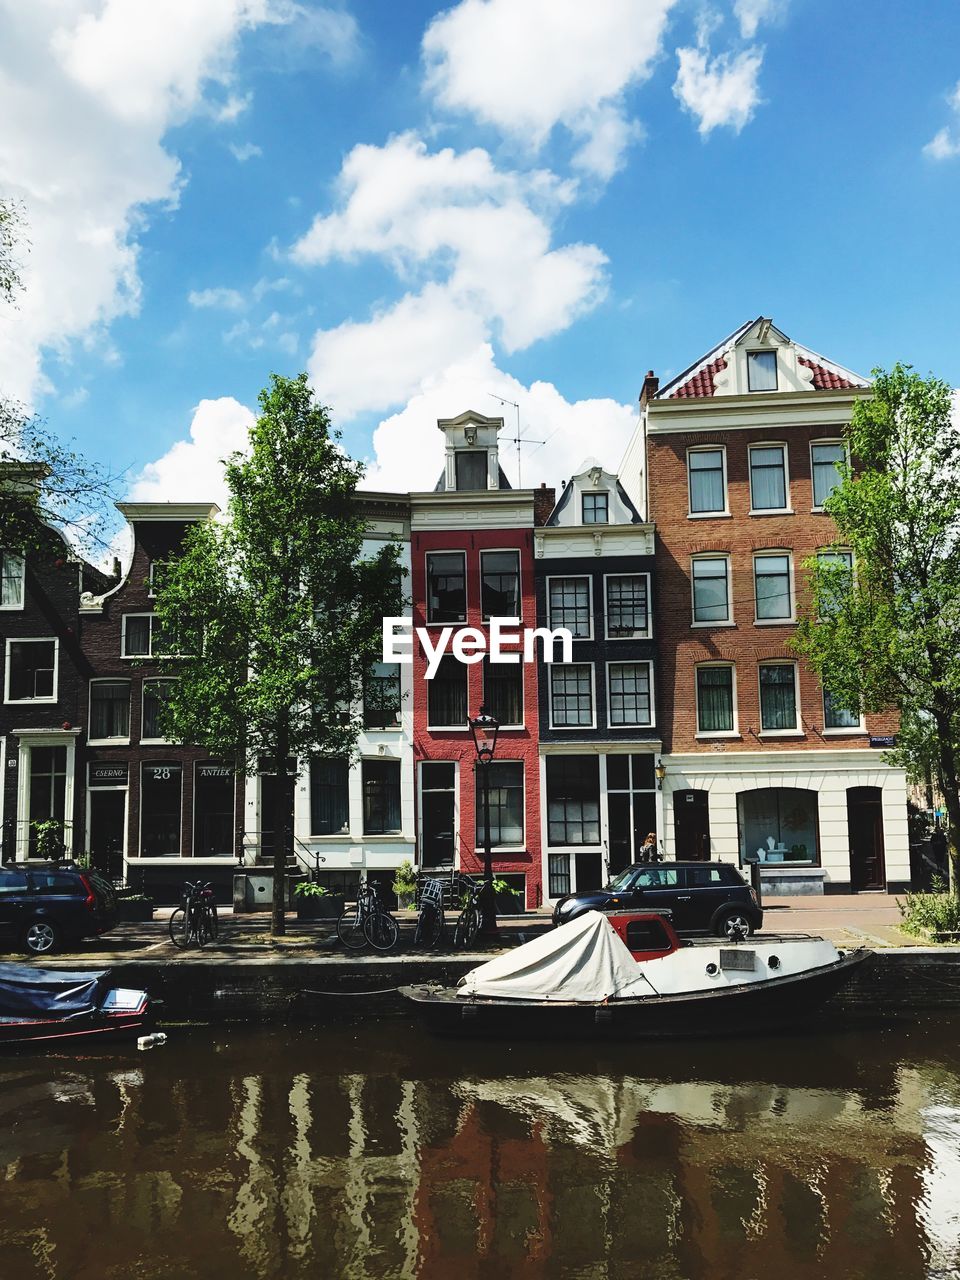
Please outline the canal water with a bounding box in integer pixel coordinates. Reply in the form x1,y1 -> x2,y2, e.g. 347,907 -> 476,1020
1,1015 -> 959,1280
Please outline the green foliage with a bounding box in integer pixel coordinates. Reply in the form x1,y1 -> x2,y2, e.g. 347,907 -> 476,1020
492,877 -> 521,896
32,818 -> 65,862
293,881 -> 330,898
0,197 -> 25,305
898,880 -> 960,937
392,859 -> 417,897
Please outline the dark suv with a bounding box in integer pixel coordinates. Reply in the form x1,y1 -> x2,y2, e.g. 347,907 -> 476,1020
0,864 -> 118,956
552,861 -> 762,938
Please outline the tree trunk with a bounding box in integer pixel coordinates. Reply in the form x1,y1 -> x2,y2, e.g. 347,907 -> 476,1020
271,731 -> 290,937
932,709 -> 960,891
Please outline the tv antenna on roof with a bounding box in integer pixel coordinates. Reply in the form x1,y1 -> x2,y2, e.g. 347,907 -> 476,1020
488,393 -> 544,488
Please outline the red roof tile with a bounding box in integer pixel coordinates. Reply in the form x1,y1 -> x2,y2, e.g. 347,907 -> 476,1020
797,356 -> 859,390
669,355 -> 727,399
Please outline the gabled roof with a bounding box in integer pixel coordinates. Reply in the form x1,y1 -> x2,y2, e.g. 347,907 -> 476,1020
545,471 -> 643,526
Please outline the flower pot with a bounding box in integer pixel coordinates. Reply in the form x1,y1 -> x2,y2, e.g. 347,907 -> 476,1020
116,899 -> 155,922
495,891 -> 523,915
296,893 -> 344,922
396,891 -> 417,910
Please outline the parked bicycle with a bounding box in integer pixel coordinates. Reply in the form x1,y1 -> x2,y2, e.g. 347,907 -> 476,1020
169,881 -> 219,949
414,879 -> 446,948
453,877 -> 485,950
336,879 -> 399,952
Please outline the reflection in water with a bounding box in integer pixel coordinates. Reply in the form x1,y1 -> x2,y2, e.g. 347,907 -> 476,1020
0,1018 -> 958,1278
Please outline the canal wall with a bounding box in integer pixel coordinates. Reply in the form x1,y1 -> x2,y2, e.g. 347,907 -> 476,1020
97,947 -> 960,1024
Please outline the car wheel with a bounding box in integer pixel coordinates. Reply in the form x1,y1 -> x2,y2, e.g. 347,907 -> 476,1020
23,919 -> 62,956
715,909 -> 754,940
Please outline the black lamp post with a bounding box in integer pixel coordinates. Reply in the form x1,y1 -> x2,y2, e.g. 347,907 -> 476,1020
469,705 -> 500,936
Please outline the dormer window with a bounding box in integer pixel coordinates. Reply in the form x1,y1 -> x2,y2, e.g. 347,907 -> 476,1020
582,492 -> 608,524
455,451 -> 487,491
747,350 -> 778,391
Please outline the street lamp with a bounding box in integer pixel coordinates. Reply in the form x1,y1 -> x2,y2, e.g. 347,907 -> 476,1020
469,705 -> 500,936
655,760 -> 666,790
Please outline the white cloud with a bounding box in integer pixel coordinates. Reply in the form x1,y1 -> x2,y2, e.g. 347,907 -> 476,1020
188,286 -> 247,310
127,395 -> 255,505
224,311 -> 299,355
213,92 -> 252,124
673,42 -> 763,135
422,0 -> 677,178
361,344 -> 636,495
924,80 -> 960,160
229,141 -> 263,162
733,0 -> 785,40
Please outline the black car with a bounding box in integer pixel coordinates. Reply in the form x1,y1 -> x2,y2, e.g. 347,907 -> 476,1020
0,863 -> 118,956
552,861 -> 763,938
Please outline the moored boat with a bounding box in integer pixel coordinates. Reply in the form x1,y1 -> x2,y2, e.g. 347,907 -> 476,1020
0,964 -> 152,1048
400,910 -> 871,1039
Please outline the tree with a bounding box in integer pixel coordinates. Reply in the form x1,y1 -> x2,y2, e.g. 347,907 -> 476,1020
794,364 -> 960,885
152,372 -> 403,934
1,197 -> 26,305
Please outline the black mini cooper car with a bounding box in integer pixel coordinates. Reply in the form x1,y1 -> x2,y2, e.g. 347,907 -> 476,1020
551,861 -> 763,938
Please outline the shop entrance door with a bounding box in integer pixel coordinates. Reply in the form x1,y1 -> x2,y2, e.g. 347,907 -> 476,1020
674,791 -> 710,860
89,790 -> 126,880
848,787 -> 886,891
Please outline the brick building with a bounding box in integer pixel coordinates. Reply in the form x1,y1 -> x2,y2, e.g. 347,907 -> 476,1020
621,317 -> 909,893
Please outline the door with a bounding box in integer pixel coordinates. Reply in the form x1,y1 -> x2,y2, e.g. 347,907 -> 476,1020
89,791 -> 126,880
421,763 -> 455,868
848,787 -> 886,891
260,772 -> 296,862
575,852 -> 603,891
674,790 -> 710,860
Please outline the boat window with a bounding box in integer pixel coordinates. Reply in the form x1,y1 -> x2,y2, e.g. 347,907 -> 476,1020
625,919 -> 672,951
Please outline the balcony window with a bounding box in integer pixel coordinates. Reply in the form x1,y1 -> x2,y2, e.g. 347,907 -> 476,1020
688,448 -> 726,514
426,553 -> 466,624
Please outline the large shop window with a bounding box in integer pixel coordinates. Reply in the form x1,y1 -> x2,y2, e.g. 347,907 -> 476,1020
687,448 -> 726,514
362,759 -> 401,835
428,655 -> 467,727
696,665 -> 735,733
478,761 -> 524,848
426,553 -> 466,623
363,663 -> 401,729
142,679 -> 176,741
89,680 -> 130,740
0,552 -> 24,608
546,755 -> 600,846
811,441 -> 847,508
310,758 -> 350,835
420,762 -> 455,867
607,662 -> 653,727
548,576 -> 591,637
140,762 -> 182,856
482,657 -> 522,726
739,788 -> 818,865
5,639 -> 56,701
28,746 -> 67,856
481,550 -> 520,619
759,663 -> 798,731
606,575 -> 649,638
606,754 -> 656,873
749,445 -> 789,511
550,663 -> 594,727
194,763 -> 235,856
691,557 -> 731,624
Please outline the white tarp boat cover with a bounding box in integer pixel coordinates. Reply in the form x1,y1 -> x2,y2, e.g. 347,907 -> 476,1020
457,911 -> 657,1003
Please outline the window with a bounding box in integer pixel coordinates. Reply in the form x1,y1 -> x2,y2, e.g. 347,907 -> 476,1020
548,854 -> 571,898
5,639 -> 57,702
759,663 -> 798,731
754,553 -> 792,621
194,763 -> 235,856
426,553 -> 466,624
747,350 -> 778,391
310,758 -> 350,835
548,576 -> 591,638
1,552 -> 24,608
482,657 -> 523,726
605,575 -> 649,638
687,448 -> 726,515
738,787 -> 818,865
607,662 -> 653,727
0,871 -> 28,895
816,549 -> 854,617
687,865 -> 726,887
147,560 -> 166,598
749,445 -> 788,511
691,557 -> 731,624
363,662 -> 401,729
27,746 -> 67,855
550,663 -> 594,727
89,680 -> 130,740
696,665 -> 735,734
546,755 -> 600,845
455,451 -> 487,491
142,679 -> 176,741
122,614 -> 173,658
811,441 -> 847,508
362,759 -> 401,834
823,687 -> 862,731
420,762 -> 455,867
481,550 -> 520,619
428,655 -> 467,727
582,492 -> 609,524
140,762 -> 182,856
478,761 -> 524,847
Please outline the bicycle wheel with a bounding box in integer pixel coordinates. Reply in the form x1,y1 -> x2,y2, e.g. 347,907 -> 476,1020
206,902 -> 219,942
454,904 -> 480,950
364,910 -> 399,952
337,909 -> 367,950
168,907 -> 190,949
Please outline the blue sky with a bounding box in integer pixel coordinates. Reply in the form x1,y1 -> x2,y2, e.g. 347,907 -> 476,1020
2,0 -> 959,510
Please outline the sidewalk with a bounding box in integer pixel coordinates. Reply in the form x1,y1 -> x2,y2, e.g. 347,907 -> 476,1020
759,893 -> 913,949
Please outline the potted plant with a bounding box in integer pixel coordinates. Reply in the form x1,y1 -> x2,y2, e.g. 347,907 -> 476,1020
32,818 -> 66,864
492,877 -> 523,915
115,893 -> 155,922
392,860 -> 418,910
294,881 -> 343,921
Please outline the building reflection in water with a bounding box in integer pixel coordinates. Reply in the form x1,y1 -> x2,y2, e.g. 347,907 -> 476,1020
0,1022 -> 958,1279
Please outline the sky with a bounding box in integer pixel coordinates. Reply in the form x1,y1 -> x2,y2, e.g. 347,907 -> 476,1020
1,0 -> 959,525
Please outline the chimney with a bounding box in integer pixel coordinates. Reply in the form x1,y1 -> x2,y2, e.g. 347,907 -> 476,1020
533,482 -> 556,527
639,370 -> 659,408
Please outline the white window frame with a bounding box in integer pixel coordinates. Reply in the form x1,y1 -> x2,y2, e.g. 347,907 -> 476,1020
810,438 -> 849,511
0,552 -> 25,610
753,551 -> 795,625
604,573 -> 651,640
694,662 -> 739,738
747,349 -> 778,392
141,679 -> 177,744
480,547 -> 522,623
821,686 -> 865,735
546,574 -> 593,640
748,442 -> 792,515
424,550 -> 467,626
3,637 -> 59,704
690,554 -> 733,627
88,678 -> 132,745
476,758 -> 526,853
757,661 -> 801,736
548,662 -> 597,730
686,445 -> 729,518
122,613 -> 160,658
605,660 -> 655,729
